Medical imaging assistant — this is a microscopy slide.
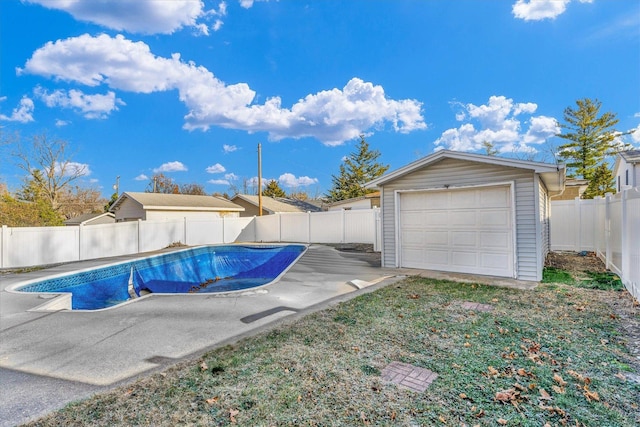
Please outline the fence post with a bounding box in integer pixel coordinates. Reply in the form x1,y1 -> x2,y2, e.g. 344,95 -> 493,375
605,193 -> 612,270
307,211 -> 311,243
621,189 -> 629,285
574,197 -> 581,251
78,223 -> 84,260
341,209 -> 346,243
222,216 -> 226,244
1,225 -> 7,268
184,217 -> 188,245
137,219 -> 142,254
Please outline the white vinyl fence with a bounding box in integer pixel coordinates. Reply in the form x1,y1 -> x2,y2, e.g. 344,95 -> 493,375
0,208 -> 381,269
550,188 -> 640,300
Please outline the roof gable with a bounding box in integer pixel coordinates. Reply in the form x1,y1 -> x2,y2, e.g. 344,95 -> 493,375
367,150 -> 565,192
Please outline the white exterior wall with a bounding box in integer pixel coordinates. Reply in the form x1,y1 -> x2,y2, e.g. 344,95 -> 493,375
615,158 -> 639,192
145,210 -> 238,221
537,178 -> 550,279
327,199 -> 371,211
114,197 -> 145,221
378,158 -> 541,281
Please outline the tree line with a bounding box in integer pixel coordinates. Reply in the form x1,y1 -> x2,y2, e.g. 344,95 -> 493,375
1,98 -> 635,227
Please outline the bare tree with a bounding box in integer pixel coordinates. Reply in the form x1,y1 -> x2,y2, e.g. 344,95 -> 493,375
13,134 -> 87,211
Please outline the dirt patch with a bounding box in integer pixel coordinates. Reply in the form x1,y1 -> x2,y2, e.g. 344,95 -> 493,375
545,250 -> 608,274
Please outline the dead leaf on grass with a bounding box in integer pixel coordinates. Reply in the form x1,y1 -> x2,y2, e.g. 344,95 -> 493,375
553,373 -> 567,386
552,385 -> 565,394
495,388 -> 517,402
497,418 -> 508,425
200,361 -> 208,371
205,396 -> 219,405
487,366 -> 500,377
539,388 -> 552,400
615,372 -> 626,381
229,408 -> 239,423
583,386 -> 600,402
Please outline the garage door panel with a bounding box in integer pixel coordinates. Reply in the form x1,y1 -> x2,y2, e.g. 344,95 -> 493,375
424,211 -> 448,225
399,185 -> 514,278
479,210 -> 510,226
449,190 -> 476,208
424,231 -> 449,245
480,252 -> 511,269
450,211 -> 477,226
480,231 -> 510,248
479,187 -> 510,207
451,231 -> 477,246
451,251 -> 478,267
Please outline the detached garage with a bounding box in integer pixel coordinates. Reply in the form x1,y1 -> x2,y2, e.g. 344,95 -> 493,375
367,150 -> 565,281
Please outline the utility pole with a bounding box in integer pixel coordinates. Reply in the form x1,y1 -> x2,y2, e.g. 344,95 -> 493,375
113,175 -> 120,197
257,143 -> 263,216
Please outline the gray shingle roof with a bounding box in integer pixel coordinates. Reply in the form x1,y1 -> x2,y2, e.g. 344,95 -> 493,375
231,194 -> 321,213
112,192 -> 244,212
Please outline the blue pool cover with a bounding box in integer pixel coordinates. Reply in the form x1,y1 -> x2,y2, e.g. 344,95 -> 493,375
17,244 -> 305,310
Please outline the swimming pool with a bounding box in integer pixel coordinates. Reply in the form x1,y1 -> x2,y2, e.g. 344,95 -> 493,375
13,244 -> 306,311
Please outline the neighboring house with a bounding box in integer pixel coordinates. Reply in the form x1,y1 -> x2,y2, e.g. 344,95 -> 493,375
230,194 -> 321,217
110,192 -> 244,222
324,191 -> 381,211
366,150 -> 566,282
550,178 -> 588,200
613,149 -> 640,192
64,212 -> 116,226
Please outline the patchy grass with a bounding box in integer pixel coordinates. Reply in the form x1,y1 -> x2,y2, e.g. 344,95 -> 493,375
543,267 -> 624,292
26,278 -> 639,427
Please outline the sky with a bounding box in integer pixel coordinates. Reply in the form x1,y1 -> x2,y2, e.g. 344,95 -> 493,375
1,0 -> 639,199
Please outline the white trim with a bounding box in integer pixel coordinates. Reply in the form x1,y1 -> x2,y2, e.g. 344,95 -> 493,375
394,181 -> 517,278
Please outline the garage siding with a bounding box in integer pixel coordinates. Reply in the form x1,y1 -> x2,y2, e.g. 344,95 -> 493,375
380,158 -> 539,281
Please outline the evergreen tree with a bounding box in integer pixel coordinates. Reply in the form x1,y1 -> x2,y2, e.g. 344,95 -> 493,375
263,180 -> 286,198
557,98 -> 630,180
582,164 -> 615,199
326,135 -> 389,202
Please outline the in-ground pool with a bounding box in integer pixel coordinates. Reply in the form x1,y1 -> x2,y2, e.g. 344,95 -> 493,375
13,244 -> 306,311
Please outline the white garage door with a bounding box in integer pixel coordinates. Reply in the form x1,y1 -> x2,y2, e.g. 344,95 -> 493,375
399,185 -> 514,277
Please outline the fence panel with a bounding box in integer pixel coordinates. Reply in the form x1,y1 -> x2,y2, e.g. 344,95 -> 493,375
253,215 -> 279,242
139,219 -> 184,252
345,209 -> 378,243
549,201 -> 577,251
608,197 -> 623,274
309,211 -> 342,243
185,219 -> 223,246
223,217 -> 254,243
4,226 -> 79,267
280,213 -> 310,242
81,221 -> 138,260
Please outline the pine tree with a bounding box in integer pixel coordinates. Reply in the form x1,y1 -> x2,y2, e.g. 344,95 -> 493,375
557,98 -> 630,180
582,164 -> 615,199
263,180 -> 286,198
326,135 -> 389,202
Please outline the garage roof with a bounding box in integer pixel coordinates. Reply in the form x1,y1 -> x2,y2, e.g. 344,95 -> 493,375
110,192 -> 244,212
367,150 -> 566,192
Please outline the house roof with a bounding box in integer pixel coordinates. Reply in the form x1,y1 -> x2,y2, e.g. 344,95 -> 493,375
366,150 -> 566,192
325,191 -> 380,208
620,149 -> 640,163
231,194 -> 321,213
110,192 -> 244,212
64,212 -> 115,225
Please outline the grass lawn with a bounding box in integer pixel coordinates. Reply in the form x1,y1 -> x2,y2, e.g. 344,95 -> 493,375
26,275 -> 639,426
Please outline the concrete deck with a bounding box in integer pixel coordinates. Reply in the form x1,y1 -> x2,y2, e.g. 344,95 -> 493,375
0,244 -> 536,426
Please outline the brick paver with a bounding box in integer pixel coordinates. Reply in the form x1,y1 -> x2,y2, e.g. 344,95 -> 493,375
381,361 -> 438,392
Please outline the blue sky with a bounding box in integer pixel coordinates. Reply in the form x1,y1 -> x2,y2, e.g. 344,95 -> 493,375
1,0 -> 639,198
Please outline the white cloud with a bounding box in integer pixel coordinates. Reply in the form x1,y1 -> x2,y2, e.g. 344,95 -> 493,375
223,144 -> 238,153
435,95 -> 558,154
35,87 -> 124,119
54,161 -> 91,177
0,96 -> 35,123
512,0 -> 592,21
632,124 -> 640,144
20,34 -> 426,146
55,119 -> 70,127
224,172 -> 238,180
278,173 -> 318,188
25,0 -> 208,35
208,179 -> 230,185
135,174 -> 149,181
153,161 -> 187,173
206,163 -> 226,173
